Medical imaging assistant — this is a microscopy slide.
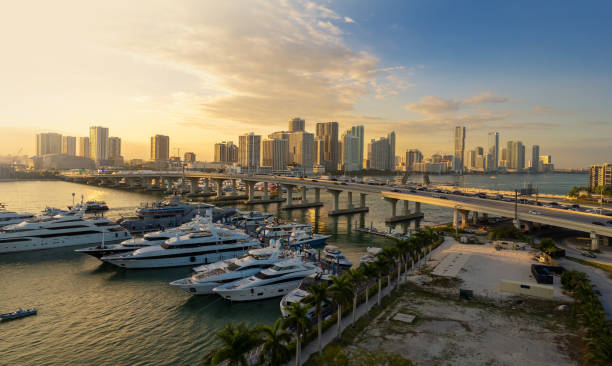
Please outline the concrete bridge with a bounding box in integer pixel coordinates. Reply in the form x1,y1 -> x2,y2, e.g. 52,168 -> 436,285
61,171 -> 612,249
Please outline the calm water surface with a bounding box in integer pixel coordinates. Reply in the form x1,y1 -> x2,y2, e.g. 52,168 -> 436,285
0,174 -> 585,365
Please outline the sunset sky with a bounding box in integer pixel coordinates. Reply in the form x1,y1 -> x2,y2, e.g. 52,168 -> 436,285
1,0 -> 610,168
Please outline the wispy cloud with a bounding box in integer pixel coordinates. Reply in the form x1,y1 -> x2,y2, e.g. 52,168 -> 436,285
463,92 -> 508,105
344,16 -> 355,23
405,92 -> 508,115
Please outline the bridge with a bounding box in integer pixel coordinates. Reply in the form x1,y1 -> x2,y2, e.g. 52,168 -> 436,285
61,171 -> 612,250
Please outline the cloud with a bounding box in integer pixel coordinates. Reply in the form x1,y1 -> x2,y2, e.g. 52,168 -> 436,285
344,16 -> 355,23
111,1 -> 403,127
404,96 -> 461,114
463,92 -> 508,105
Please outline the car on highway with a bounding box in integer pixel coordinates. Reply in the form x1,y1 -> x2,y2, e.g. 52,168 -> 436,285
528,210 -> 541,215
452,190 -> 463,195
592,221 -> 604,226
431,194 -> 447,199
392,188 -> 401,192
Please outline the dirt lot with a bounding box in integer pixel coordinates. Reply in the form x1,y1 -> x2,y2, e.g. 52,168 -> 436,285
348,288 -> 580,366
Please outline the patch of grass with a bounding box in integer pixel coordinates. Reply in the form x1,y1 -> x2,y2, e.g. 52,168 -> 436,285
430,275 -> 463,288
565,256 -> 612,279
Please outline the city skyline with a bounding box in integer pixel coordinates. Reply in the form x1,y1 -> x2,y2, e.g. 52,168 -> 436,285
2,1 -> 611,168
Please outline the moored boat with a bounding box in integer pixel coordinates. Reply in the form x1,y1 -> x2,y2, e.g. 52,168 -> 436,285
1,308 -> 37,320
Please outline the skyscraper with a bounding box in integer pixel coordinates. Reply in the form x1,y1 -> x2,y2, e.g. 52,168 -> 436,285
487,132 -> 499,171
239,133 -> 261,172
387,131 -> 396,171
531,145 -> 540,173
589,163 -> 612,189
288,131 -> 314,172
150,134 -> 170,162
341,131 -> 360,172
35,133 -> 62,156
61,136 -> 76,156
288,117 -> 305,132
214,141 -> 238,163
508,141 -> 525,171
367,136 -> 393,170
79,137 -> 90,159
89,126 -> 109,163
406,149 -> 423,171
261,138 -> 288,171
346,125 -> 364,169
108,137 -> 121,159
315,122 -> 339,172
184,152 -> 196,163
454,126 -> 466,173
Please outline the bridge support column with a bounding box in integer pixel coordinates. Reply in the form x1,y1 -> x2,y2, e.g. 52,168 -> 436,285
403,201 -> 410,215
214,179 -> 224,198
315,188 -> 321,203
482,213 -> 488,223
453,208 -> 460,229
231,179 -> 237,196
301,186 -> 307,203
472,211 -> 479,225
247,181 -> 255,201
414,202 -> 421,214
330,189 -> 340,211
347,191 -> 353,209
384,197 -> 398,218
263,182 -> 269,200
590,232 -> 600,251
360,193 -> 367,208
203,178 -> 210,192
327,189 -> 366,216
284,185 -> 294,207
460,210 -> 469,229
189,178 -> 200,194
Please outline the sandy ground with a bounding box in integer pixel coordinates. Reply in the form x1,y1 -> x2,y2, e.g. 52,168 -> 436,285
350,293 -> 578,366
423,237 -> 571,301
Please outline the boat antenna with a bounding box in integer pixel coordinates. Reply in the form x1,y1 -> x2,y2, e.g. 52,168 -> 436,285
101,229 -> 105,249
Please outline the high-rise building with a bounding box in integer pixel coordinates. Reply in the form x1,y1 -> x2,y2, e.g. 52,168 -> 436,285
89,126 -> 109,163
184,152 -> 196,163
61,136 -> 76,156
387,131 -> 396,171
507,141 -> 525,172
79,137 -> 90,159
262,138 -> 289,171
215,141 -> 238,163
589,163 -> 612,190
531,145 -> 540,173
341,131 -> 360,172
315,122 -> 339,172
150,135 -> 170,162
454,126 -> 466,173
367,136 -> 393,170
487,132 -> 499,171
239,133 -> 261,172
288,131 -> 314,172
108,137 -> 121,159
346,125 -> 364,170
288,117 -> 305,132
35,133 -> 62,156
406,149 -> 423,171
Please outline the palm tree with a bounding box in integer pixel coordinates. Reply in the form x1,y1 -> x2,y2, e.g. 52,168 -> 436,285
345,267 -> 365,325
373,258 -> 390,305
284,302 -> 310,366
329,275 -> 354,339
212,323 -> 260,366
305,282 -> 330,355
362,263 -> 378,313
258,318 -> 292,366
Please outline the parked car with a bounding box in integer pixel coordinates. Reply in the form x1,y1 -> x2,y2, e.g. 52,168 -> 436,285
592,221 -> 604,226
528,210 -> 541,215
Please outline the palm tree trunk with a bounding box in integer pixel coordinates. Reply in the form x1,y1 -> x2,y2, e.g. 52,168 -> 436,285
365,284 -> 369,312
352,295 -> 357,325
387,275 -> 391,289
336,304 -> 342,339
377,278 -> 381,305
317,312 -> 322,355
295,329 -> 300,366
397,259 -> 401,287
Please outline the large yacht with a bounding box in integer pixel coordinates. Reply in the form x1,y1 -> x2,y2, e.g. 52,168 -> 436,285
213,258 -> 319,301
231,211 -> 274,229
256,222 -> 312,240
75,215 -> 210,259
101,223 -> 260,269
320,245 -> 352,269
69,200 -> 109,213
282,230 -> 330,249
0,204 -> 35,228
0,211 -> 131,254
170,247 -> 288,295
280,273 -> 332,318
117,196 -> 235,233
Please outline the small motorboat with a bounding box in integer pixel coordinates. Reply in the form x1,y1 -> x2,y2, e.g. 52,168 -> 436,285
1,308 -> 37,320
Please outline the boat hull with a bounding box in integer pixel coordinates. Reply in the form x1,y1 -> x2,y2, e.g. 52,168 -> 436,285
103,250 -> 251,269
214,280 -> 302,302
0,233 -> 129,254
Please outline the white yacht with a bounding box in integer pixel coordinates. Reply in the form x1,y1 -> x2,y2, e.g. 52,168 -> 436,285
256,222 -> 312,240
101,223 -> 261,269
282,230 -> 330,249
231,211 -> 274,229
0,211 -> 131,254
321,245 -> 352,269
170,247 -> 289,295
359,247 -> 383,265
76,215 -> 211,259
0,204 -> 35,228
280,273 -> 332,318
213,258 -> 319,302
